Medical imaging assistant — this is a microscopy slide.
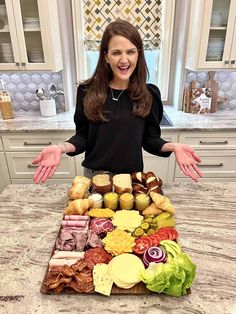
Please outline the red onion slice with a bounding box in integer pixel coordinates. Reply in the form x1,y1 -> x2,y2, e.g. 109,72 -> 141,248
143,246 -> 166,267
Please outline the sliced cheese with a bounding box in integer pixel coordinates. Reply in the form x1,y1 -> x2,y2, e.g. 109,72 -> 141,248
112,210 -> 143,232
108,253 -> 145,287
93,263 -> 113,296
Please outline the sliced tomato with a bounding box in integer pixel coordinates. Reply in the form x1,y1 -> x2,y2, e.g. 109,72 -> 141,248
133,237 -> 152,255
157,232 -> 169,241
158,227 -> 173,240
149,235 -> 160,247
170,228 -> 178,240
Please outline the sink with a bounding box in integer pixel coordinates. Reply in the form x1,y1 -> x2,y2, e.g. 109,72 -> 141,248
160,112 -> 173,127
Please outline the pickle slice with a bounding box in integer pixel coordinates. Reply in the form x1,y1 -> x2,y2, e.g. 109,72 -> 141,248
133,227 -> 144,237
140,222 -> 149,230
147,228 -> 155,235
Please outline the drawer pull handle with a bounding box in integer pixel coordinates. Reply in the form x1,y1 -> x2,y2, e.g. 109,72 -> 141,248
27,164 -> 38,168
199,140 -> 228,145
24,141 -> 52,146
198,162 -> 223,167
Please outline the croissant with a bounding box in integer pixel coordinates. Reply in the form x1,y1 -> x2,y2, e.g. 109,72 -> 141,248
64,199 -> 93,215
142,202 -> 163,216
68,182 -> 87,200
150,192 -> 175,215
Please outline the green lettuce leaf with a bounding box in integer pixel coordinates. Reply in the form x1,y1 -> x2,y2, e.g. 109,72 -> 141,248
140,241 -> 196,297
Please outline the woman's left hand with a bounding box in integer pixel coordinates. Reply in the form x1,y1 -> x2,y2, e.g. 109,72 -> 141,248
173,144 -> 203,182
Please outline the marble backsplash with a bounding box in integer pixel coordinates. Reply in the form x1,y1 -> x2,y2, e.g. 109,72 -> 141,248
0,71 -> 65,111
185,70 -> 236,110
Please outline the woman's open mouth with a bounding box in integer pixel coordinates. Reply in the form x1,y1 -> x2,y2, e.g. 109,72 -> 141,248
118,65 -> 130,74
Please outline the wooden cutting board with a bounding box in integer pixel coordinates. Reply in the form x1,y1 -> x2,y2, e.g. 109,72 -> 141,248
204,71 -> 218,113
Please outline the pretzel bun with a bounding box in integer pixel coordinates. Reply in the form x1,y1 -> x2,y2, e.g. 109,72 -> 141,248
131,172 -> 146,184
132,183 -> 148,196
145,172 -> 163,193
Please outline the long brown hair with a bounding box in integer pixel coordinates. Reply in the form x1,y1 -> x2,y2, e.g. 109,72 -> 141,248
82,19 -> 152,122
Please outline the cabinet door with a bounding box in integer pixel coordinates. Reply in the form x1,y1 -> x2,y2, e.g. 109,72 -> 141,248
0,0 -> 21,70
175,150 -> 236,179
198,0 -> 236,68
143,152 -> 176,183
229,16 -> 236,67
143,131 -> 178,183
74,154 -> 85,176
2,132 -> 74,151
12,0 -> 51,70
6,152 -> 76,179
0,152 -> 11,192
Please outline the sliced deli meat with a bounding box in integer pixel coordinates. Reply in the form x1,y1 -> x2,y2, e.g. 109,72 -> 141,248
90,218 -> 114,234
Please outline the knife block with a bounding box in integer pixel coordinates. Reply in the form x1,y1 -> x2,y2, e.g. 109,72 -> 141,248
0,92 -> 14,119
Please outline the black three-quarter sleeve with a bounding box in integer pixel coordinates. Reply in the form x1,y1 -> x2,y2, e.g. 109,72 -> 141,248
142,84 -> 171,158
66,85 -> 89,156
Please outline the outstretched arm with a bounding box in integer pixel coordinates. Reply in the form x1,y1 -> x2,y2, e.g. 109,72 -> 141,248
32,142 -> 76,184
161,142 -> 203,182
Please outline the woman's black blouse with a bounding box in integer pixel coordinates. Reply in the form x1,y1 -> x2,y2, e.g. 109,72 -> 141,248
66,83 -> 171,174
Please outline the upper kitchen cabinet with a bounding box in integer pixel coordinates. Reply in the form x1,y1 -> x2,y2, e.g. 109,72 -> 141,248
0,0 -> 62,71
186,0 -> 236,70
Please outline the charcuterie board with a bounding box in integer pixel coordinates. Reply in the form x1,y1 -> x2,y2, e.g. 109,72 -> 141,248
40,172 -> 194,296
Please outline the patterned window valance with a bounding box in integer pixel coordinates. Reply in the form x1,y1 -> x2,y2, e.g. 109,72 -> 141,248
83,0 -> 162,51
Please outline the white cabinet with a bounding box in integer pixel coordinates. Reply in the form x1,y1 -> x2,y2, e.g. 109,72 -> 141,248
75,154 -> 85,176
0,136 -> 11,192
2,132 -> 76,183
175,131 -> 236,182
143,131 -> 178,182
186,0 -> 236,70
0,0 -> 62,71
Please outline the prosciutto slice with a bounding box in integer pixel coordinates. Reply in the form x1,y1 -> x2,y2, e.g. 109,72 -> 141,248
90,218 -> 113,235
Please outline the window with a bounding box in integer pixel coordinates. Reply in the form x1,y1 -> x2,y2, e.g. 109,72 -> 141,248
72,0 -> 175,101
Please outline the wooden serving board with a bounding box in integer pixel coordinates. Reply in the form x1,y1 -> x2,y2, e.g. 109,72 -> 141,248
40,187 -> 191,296
204,71 -> 218,113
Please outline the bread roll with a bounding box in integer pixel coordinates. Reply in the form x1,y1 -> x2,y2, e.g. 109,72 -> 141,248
113,174 -> 132,194
92,174 -> 112,194
68,182 -> 87,199
72,176 -> 91,189
131,172 -> 146,184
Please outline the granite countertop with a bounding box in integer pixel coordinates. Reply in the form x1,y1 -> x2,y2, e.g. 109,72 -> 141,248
0,182 -> 235,314
0,106 -> 236,132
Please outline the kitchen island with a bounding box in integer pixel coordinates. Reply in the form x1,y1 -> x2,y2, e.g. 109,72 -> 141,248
0,182 -> 235,314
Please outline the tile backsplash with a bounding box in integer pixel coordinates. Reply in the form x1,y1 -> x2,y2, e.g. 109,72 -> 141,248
0,71 -> 65,111
185,70 -> 236,110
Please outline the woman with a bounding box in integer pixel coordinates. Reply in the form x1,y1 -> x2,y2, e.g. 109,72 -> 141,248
32,20 -> 202,183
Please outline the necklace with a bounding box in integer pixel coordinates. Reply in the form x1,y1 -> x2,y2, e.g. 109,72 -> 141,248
111,88 -> 125,101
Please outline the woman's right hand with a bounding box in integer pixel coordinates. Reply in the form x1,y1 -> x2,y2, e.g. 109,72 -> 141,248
32,145 -> 62,183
